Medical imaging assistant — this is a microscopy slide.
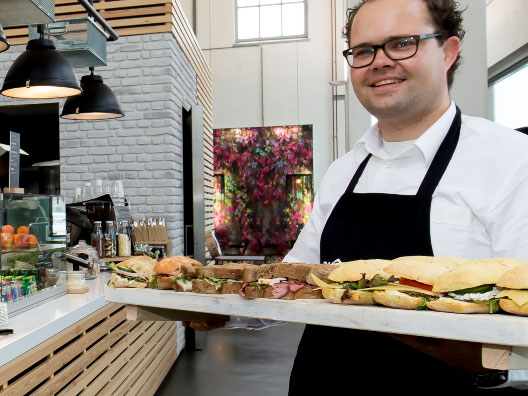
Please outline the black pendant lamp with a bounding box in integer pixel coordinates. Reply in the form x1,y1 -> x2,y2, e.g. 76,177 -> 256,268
61,67 -> 124,120
0,22 -> 10,53
1,25 -> 81,99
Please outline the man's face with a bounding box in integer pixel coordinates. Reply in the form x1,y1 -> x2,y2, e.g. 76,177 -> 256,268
349,0 -> 453,123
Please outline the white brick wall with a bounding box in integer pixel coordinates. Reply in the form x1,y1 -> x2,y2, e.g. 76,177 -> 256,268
0,33 -> 198,255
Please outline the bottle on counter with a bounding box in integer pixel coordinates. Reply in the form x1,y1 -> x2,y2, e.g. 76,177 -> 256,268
104,221 -> 117,258
91,221 -> 105,258
117,220 -> 132,257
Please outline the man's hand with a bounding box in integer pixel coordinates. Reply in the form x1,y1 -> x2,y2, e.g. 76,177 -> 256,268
182,320 -> 227,331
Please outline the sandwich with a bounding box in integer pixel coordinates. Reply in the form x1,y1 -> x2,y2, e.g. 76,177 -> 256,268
151,256 -> 203,291
192,263 -> 255,294
370,258 -> 458,310
311,259 -> 394,305
392,256 -> 471,266
427,259 -> 520,314
239,262 -> 336,299
108,255 -> 157,288
496,262 -> 528,316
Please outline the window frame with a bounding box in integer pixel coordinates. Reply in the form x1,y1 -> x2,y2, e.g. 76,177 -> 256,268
487,42 -> 528,125
234,0 -> 308,44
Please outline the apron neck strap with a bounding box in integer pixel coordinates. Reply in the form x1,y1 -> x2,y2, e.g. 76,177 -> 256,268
416,106 -> 462,197
346,153 -> 372,194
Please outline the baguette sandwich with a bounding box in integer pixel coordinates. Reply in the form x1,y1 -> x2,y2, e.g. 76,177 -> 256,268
427,259 -> 519,314
496,262 -> 528,316
192,263 -> 255,294
239,262 -> 332,299
151,256 -> 203,291
311,259 -> 393,305
370,258 -> 458,310
108,255 -> 157,288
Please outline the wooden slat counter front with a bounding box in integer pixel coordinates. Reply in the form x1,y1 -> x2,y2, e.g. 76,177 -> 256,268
0,274 -> 179,395
105,287 -> 528,370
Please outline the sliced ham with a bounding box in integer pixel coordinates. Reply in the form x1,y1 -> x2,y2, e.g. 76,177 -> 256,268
116,268 -> 147,281
288,280 -> 305,293
271,282 -> 290,299
238,282 -> 248,297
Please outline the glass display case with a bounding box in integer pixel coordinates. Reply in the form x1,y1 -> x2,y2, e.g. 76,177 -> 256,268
0,193 -> 67,317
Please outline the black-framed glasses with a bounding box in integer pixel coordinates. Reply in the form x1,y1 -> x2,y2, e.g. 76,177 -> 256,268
342,33 -> 444,68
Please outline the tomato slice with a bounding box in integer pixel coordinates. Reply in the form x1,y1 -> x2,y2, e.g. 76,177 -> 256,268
399,277 -> 433,291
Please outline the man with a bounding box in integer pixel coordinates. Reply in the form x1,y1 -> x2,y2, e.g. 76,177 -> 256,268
186,0 -> 528,393
285,0 -> 528,394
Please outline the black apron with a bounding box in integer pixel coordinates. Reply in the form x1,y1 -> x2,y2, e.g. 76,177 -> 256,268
288,108 -> 518,395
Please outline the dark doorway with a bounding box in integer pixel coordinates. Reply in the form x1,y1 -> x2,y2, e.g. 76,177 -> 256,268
182,107 -> 194,256
0,103 -> 60,194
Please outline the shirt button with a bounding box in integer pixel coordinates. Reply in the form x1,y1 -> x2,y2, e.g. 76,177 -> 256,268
384,162 -> 392,168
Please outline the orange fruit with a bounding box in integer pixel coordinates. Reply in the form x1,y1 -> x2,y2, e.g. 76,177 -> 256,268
17,226 -> 29,235
2,225 -> 14,235
1,233 -> 14,249
27,234 -> 37,247
14,233 -> 29,248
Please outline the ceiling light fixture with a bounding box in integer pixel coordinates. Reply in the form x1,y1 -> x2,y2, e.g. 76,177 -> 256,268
61,67 -> 124,120
0,25 -> 81,99
0,21 -> 10,53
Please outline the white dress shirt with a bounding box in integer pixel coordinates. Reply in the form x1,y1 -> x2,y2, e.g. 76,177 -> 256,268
285,102 -> 528,263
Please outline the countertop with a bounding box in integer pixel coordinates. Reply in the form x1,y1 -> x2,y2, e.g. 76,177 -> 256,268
0,273 -> 110,367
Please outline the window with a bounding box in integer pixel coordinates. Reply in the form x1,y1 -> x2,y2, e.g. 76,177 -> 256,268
489,62 -> 528,130
236,0 -> 307,43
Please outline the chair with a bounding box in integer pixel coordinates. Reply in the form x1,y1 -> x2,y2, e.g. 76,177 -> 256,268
205,230 -> 266,265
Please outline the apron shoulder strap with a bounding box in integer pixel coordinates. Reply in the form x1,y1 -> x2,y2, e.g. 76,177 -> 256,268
417,107 -> 462,198
346,153 -> 372,194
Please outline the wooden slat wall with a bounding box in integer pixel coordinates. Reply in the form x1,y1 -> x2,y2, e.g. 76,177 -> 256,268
4,0 -> 215,244
170,0 -> 215,237
0,304 -> 178,396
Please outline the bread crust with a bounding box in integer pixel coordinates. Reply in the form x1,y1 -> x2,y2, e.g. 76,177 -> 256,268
156,276 -> 174,290
109,273 -> 147,288
432,261 -> 516,293
328,259 -> 392,282
372,291 -> 424,310
221,281 -> 244,294
343,290 -> 376,305
203,263 -> 254,280
173,278 -> 193,292
191,278 -> 218,294
294,286 -> 323,299
120,256 -> 156,281
384,260 -> 457,286
499,299 -> 528,316
242,286 -> 266,298
305,264 -> 339,285
242,263 -> 313,283
426,298 -> 489,314
497,263 -> 528,289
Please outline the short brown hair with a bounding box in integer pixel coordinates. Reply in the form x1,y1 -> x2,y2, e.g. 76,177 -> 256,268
343,0 -> 465,88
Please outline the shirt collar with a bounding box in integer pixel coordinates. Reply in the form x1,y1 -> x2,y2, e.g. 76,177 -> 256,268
353,102 -> 457,166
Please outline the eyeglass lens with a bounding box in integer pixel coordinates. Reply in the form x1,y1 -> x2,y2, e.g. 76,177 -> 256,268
346,36 -> 419,68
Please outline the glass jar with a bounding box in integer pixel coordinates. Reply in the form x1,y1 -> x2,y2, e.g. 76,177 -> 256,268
104,221 -> 117,258
117,220 -> 132,257
91,221 -> 105,258
67,271 -> 86,293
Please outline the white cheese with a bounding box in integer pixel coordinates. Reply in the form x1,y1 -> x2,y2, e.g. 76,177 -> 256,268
448,287 -> 499,302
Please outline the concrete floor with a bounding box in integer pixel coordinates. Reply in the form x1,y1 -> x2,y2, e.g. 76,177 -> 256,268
155,322 -> 305,396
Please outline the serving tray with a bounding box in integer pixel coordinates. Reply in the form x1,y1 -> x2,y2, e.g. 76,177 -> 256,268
104,287 -> 528,347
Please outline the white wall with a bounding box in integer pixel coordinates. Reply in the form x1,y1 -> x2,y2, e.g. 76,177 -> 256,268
487,0 -> 528,68
196,0 -> 348,191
